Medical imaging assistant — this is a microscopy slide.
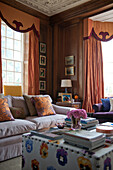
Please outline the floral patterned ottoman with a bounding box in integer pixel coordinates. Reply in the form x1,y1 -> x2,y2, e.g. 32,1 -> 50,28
22,133 -> 113,170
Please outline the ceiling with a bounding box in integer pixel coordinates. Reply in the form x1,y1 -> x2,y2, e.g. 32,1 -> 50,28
15,0 -> 91,16
90,9 -> 113,22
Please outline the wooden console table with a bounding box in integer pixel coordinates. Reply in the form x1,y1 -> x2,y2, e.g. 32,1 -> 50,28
56,102 -> 81,109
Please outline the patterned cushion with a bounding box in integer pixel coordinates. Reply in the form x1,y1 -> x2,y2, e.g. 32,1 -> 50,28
0,98 -> 14,122
31,96 -> 56,117
12,96 -> 30,116
101,98 -> 110,112
4,95 -> 12,107
10,107 -> 26,119
23,94 -> 53,116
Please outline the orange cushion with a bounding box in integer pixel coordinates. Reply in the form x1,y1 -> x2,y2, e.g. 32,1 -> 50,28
0,98 -> 14,122
31,96 -> 56,117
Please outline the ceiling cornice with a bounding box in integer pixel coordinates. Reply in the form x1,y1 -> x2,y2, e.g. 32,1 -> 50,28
15,0 -> 91,16
50,0 -> 113,24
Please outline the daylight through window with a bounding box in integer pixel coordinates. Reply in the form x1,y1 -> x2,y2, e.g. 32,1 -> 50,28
101,39 -> 113,97
1,20 -> 23,86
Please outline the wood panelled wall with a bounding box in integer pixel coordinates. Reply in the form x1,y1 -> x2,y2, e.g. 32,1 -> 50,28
51,0 -> 113,102
1,0 -> 113,102
52,20 -> 83,102
39,22 -> 52,96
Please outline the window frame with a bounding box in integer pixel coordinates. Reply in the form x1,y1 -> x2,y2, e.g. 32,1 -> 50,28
1,20 -> 24,87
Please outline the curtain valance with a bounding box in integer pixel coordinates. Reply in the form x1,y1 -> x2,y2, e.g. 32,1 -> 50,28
0,2 -> 40,38
84,19 -> 113,41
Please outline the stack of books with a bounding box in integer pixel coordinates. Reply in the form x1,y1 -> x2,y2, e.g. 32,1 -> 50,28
65,117 -> 71,127
65,117 -> 99,130
81,117 -> 99,130
63,130 -> 106,150
96,122 -> 113,144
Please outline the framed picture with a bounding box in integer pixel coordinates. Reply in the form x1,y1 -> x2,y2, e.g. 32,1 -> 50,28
40,42 -> 46,54
39,68 -> 46,78
65,56 -> 74,65
40,55 -> 46,66
65,66 -> 74,76
39,81 -> 46,91
61,93 -> 72,103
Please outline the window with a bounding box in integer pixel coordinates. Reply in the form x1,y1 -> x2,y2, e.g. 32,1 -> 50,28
1,20 -> 23,86
101,39 -> 113,97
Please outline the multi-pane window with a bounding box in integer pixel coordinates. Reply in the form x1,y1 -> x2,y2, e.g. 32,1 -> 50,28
101,39 -> 113,97
1,20 -> 23,86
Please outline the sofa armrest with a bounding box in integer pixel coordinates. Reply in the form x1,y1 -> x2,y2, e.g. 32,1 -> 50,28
52,104 -> 76,115
92,103 -> 103,113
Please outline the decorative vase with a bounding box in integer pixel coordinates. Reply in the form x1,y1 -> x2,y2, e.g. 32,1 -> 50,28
71,116 -> 81,130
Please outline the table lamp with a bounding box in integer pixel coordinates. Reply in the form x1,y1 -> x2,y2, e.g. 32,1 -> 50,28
61,79 -> 72,93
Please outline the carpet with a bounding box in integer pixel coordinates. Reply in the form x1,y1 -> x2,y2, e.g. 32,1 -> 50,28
0,156 -> 22,170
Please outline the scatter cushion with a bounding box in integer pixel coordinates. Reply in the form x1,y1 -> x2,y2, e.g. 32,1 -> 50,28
4,95 -> 12,107
23,95 -> 37,116
109,98 -> 113,112
101,98 -> 110,112
12,96 -> 29,116
0,98 -> 14,122
10,107 -> 26,119
31,96 -> 56,117
23,94 -> 53,116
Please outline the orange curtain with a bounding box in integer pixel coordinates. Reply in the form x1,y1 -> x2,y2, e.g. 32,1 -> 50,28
0,18 -> 2,93
82,36 -> 104,113
28,30 -> 39,95
0,3 -> 40,94
0,2 -> 40,38
84,18 -> 113,41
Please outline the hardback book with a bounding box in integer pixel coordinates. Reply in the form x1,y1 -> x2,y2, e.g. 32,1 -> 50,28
63,130 -> 104,141
96,125 -> 113,134
101,122 -> 113,127
65,122 -> 71,127
81,120 -> 99,128
64,136 -> 105,150
65,118 -> 71,122
63,130 -> 105,150
82,125 -> 97,131
31,130 -> 63,140
80,117 -> 96,124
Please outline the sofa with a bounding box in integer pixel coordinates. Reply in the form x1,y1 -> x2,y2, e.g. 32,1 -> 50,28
93,99 -> 113,123
0,94 -> 75,162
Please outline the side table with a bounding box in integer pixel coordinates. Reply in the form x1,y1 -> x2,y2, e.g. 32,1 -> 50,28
56,102 -> 81,109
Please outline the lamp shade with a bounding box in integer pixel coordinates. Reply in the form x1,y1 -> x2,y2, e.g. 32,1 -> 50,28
61,79 -> 72,87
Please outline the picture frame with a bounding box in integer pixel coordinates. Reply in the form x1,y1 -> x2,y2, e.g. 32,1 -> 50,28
40,55 -> 46,66
39,81 -> 46,91
65,66 -> 74,76
40,42 -> 46,54
65,56 -> 74,65
61,93 -> 72,103
39,68 -> 46,78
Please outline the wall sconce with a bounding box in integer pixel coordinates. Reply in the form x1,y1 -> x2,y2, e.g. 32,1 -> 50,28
61,79 -> 72,93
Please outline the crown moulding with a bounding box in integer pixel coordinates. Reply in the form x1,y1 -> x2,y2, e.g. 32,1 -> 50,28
15,0 -> 91,16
